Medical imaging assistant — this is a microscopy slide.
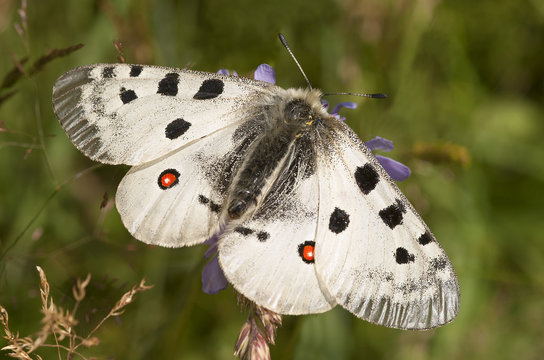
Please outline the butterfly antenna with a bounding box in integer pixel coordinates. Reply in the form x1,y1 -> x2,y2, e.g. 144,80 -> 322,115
323,91 -> 388,99
278,33 -> 312,90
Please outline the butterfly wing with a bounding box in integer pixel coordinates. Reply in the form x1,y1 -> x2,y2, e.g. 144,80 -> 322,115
52,64 -> 273,165
218,136 -> 336,314
115,115 -> 267,247
313,122 -> 459,329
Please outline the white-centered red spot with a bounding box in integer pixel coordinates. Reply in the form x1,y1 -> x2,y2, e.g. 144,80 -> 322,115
303,245 -> 314,262
162,173 -> 175,186
158,169 -> 180,190
298,241 -> 316,264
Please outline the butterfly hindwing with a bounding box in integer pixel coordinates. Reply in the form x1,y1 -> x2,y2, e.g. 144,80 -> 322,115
52,64 -> 274,165
313,122 -> 459,329
219,136 -> 336,314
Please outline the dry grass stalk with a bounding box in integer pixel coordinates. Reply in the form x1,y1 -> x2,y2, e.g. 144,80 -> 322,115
234,294 -> 282,360
0,267 -> 152,359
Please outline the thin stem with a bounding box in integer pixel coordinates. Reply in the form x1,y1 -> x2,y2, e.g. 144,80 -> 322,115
0,164 -> 103,263
33,87 -> 58,185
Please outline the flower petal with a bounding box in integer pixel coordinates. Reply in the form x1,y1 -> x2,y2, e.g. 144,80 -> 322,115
202,256 -> 229,294
254,64 -> 276,84
375,155 -> 411,181
217,69 -> 238,77
204,235 -> 219,259
330,101 -> 357,115
321,99 -> 329,110
365,136 -> 394,152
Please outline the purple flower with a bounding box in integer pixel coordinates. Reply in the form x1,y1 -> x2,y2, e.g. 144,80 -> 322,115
253,64 -> 276,84
217,69 -> 238,77
322,99 -> 357,122
364,137 -> 411,181
202,233 -> 228,294
218,64 -> 276,85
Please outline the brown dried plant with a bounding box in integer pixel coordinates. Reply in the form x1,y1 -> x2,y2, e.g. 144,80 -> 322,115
0,0 -> 83,106
234,294 -> 282,360
0,266 -> 152,359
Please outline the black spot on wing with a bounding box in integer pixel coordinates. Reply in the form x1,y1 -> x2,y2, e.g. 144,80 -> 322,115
355,163 -> 380,195
198,195 -> 221,213
209,202 -> 221,213
233,226 -> 269,242
329,207 -> 350,234
165,118 -> 191,139
102,66 -> 114,78
157,73 -> 179,96
257,231 -> 269,242
234,226 -> 254,236
431,257 -> 448,271
120,87 -> 137,104
193,79 -> 224,99
395,247 -> 415,264
130,65 -> 143,77
379,199 -> 406,229
418,231 -> 433,245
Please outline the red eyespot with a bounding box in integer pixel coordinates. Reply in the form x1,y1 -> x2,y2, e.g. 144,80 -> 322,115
298,241 -> 316,264
303,245 -> 314,261
158,169 -> 180,190
161,173 -> 176,187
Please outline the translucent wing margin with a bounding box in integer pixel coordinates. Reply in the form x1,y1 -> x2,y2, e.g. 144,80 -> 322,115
314,122 -> 460,329
52,63 -> 274,165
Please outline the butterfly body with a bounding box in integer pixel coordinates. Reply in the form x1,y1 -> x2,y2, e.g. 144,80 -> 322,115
225,89 -> 328,220
53,63 -> 459,330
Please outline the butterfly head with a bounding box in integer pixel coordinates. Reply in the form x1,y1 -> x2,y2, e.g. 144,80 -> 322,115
282,88 -> 334,126
285,99 -> 314,123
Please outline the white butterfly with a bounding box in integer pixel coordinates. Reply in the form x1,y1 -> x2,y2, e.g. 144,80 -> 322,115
52,59 -> 459,330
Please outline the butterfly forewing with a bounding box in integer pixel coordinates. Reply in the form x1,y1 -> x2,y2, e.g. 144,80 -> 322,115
313,122 -> 459,329
52,64 -> 274,165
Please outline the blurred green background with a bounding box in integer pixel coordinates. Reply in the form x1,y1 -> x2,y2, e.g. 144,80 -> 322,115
1,0 -> 543,359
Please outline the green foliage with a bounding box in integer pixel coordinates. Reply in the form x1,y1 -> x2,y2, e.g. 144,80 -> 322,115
1,0 -> 543,358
